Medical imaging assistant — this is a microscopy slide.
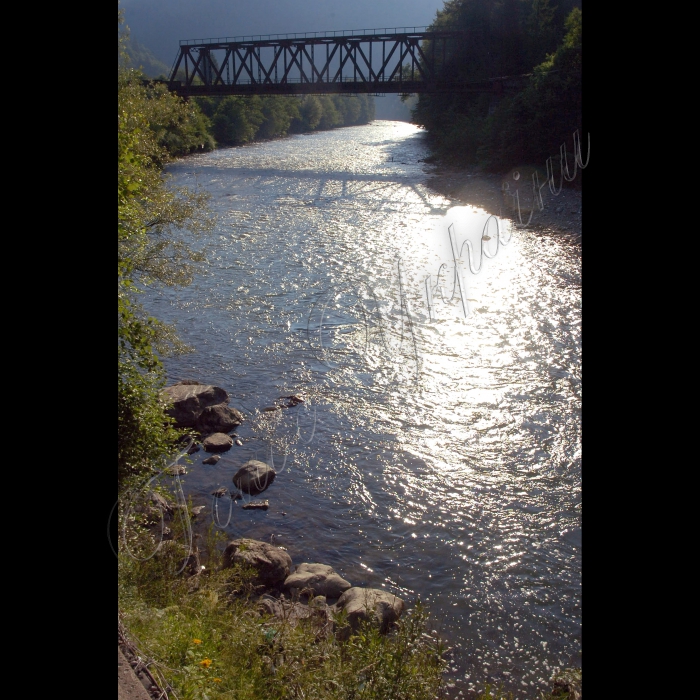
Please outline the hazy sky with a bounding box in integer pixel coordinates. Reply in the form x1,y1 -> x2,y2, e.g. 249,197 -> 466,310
119,0 -> 448,65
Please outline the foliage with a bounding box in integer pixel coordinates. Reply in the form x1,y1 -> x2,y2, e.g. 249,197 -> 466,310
478,6 -> 582,170
200,95 -> 267,145
118,11 -> 213,490
123,37 -> 171,79
299,95 -> 323,130
258,97 -> 302,140
195,93 -> 375,146
118,516 -> 447,700
411,0 -> 582,172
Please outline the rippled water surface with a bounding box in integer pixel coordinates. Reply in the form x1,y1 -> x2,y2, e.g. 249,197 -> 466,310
146,122 -> 581,698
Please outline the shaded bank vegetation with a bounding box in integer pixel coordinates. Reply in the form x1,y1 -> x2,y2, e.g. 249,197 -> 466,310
123,32 -> 376,151
411,0 -> 583,173
195,93 -> 375,147
118,12 -> 374,492
118,8 -> 581,697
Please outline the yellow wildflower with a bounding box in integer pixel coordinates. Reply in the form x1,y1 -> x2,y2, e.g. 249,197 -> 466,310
213,678 -> 222,683
192,639 -> 202,645
199,658 -> 213,668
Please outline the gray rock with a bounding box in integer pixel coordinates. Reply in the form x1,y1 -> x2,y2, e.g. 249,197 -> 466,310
149,491 -> 173,515
165,465 -> 187,476
195,403 -> 244,435
333,587 -> 405,635
177,553 -> 201,576
211,487 -> 228,498
551,669 -> 582,700
258,595 -> 333,637
242,500 -> 269,510
161,383 -> 229,428
233,460 -> 276,495
203,433 -> 234,452
136,491 -> 174,524
222,538 -> 292,587
280,394 -> 305,407
203,454 -> 221,465
284,563 -> 352,599
261,596 -> 322,618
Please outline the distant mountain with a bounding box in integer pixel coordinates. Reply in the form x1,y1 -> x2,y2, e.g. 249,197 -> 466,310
124,38 -> 171,79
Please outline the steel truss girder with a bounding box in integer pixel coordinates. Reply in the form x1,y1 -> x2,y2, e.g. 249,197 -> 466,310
168,31 -> 487,97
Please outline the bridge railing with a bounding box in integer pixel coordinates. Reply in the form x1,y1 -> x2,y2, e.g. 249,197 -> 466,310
174,75 -> 425,86
178,27 -> 430,46
166,28 -> 520,97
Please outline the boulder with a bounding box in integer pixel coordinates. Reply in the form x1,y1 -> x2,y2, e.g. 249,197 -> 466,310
333,587 -> 405,635
203,454 -> 221,465
258,595 -> 333,637
203,433 -> 234,452
242,501 -> 269,510
280,394 -> 305,407
233,460 -> 276,495
551,669 -> 582,700
161,383 -> 229,428
195,404 -> 244,435
135,491 -> 173,525
149,491 -> 173,515
284,563 -> 352,599
259,596 -> 315,621
222,538 -> 292,587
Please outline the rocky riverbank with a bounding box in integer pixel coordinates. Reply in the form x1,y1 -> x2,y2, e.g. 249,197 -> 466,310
424,164 -> 582,247
122,378 -> 582,700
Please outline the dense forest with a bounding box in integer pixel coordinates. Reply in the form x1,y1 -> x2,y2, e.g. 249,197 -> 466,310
195,93 -> 375,147
123,0 -> 581,171
124,37 -> 376,153
118,0 -> 582,487
411,0 -> 583,172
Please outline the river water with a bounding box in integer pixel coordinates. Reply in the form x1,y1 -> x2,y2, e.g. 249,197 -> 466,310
145,121 -> 581,698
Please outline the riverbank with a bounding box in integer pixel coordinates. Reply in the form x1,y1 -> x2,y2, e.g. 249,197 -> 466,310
118,516 -> 582,700
424,164 -> 582,247
129,122 -> 581,698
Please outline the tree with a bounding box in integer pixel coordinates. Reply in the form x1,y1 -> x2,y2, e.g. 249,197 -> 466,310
118,11 -> 213,489
211,96 -> 265,145
257,96 -> 300,139
480,6 -> 582,169
411,0 -> 582,169
299,95 -> 323,130
317,95 -> 342,130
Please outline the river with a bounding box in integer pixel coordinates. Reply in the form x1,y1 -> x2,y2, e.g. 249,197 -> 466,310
145,120 -> 582,699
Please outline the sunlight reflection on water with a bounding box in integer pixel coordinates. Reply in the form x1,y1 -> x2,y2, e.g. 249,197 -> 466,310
147,121 -> 581,698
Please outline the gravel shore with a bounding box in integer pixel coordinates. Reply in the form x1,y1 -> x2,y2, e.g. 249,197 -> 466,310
424,164 -> 582,247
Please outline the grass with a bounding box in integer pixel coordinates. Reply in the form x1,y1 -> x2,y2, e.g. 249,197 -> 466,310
118,494 -> 580,700
118,509 -> 448,700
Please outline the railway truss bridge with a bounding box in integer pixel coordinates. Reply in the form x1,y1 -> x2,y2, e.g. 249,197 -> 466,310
158,27 -> 529,97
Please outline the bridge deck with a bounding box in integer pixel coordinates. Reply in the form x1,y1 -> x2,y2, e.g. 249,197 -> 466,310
165,28 -> 526,97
